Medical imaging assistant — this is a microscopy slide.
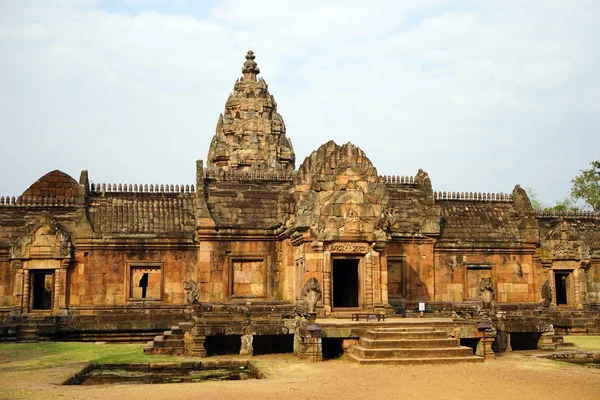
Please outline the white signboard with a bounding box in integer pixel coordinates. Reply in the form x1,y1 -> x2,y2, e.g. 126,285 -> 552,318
418,302 -> 425,311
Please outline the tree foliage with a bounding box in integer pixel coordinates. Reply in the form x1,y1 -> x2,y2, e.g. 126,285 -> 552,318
570,161 -> 600,212
525,187 -> 581,213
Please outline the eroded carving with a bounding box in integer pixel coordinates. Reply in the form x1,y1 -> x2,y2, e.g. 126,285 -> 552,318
328,242 -> 370,254
301,277 -> 322,313
184,279 -> 200,305
240,327 -> 253,356
477,277 -> 495,305
11,212 -> 72,260
541,279 -> 552,307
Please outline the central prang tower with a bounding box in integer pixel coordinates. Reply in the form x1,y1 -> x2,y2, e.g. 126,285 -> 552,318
207,50 -> 295,172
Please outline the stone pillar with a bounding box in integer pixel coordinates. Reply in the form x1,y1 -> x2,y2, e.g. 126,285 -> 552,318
573,268 -> 583,309
57,260 -> 69,313
190,323 -> 207,358
365,251 -> 373,309
22,269 -> 30,314
476,331 -> 496,359
304,336 -> 322,362
12,261 -> 24,309
323,251 -> 331,315
380,248 -> 389,306
548,269 -> 557,306
53,268 -> 61,312
506,332 -> 513,352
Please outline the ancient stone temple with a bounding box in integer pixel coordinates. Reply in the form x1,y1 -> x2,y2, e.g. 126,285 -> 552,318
1,52 -> 599,360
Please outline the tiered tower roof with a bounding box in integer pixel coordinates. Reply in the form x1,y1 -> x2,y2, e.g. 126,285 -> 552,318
207,51 -> 295,172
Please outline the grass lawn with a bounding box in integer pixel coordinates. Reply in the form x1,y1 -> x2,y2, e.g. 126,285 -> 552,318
562,335 -> 600,350
0,342 -> 190,372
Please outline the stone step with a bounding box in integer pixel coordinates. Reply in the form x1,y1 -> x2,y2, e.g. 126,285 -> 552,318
359,337 -> 459,349
144,346 -> 186,356
18,329 -> 39,334
365,330 -> 448,340
162,331 -> 184,340
350,345 -> 474,359
346,352 -> 484,365
373,327 -> 440,332
170,326 -> 185,334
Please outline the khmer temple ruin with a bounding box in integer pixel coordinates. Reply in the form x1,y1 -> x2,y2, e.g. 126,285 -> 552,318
1,51 -> 599,362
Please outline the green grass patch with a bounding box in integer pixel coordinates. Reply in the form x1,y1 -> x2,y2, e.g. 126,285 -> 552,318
0,342 -> 190,372
562,336 -> 600,350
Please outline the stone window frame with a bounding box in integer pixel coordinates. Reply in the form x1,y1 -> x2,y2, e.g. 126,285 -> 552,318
387,256 -> 406,299
226,255 -> 267,299
464,263 -> 494,301
125,262 -> 164,302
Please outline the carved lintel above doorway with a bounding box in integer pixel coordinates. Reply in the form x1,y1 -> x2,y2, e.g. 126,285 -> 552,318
327,242 -> 370,254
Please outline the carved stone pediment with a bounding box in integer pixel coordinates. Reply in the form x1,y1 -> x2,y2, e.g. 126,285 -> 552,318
11,212 -> 72,260
542,220 -> 586,260
293,141 -> 389,242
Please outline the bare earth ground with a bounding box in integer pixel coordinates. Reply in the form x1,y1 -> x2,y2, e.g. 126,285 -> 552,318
1,352 -> 599,400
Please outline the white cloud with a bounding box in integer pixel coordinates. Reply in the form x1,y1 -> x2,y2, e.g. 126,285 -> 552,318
0,0 -> 599,206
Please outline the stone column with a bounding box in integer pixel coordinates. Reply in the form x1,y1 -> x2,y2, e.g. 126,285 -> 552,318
190,321 -> 207,357
365,251 -> 373,309
22,269 -> 30,314
380,249 -> 389,306
304,335 -> 323,362
57,260 -> 69,312
573,267 -> 583,309
54,268 -> 61,312
476,331 -> 497,359
11,261 -> 24,309
323,250 -> 331,316
548,269 -> 556,306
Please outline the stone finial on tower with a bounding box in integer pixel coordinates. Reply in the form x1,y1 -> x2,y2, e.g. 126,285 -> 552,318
242,50 -> 260,82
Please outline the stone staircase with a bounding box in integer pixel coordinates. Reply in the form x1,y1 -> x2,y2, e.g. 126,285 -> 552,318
16,321 -> 39,343
16,316 -> 56,343
347,326 -> 483,365
143,322 -> 191,356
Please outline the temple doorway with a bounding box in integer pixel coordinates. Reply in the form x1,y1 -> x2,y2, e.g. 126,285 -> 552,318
554,272 -> 570,306
30,270 -> 54,311
332,258 -> 359,308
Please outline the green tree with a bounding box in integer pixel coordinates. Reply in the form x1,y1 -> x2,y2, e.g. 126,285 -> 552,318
524,187 -> 581,213
570,161 -> 600,212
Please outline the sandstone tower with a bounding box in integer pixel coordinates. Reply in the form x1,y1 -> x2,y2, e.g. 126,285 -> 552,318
207,51 -> 295,172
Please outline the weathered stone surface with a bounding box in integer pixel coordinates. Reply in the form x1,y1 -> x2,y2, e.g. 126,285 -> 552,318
0,50 -> 599,351
207,51 -> 295,173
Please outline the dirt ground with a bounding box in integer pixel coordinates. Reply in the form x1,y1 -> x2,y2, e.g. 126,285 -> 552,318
1,352 -> 599,400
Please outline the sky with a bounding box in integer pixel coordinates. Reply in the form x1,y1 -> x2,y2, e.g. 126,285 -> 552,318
0,0 -> 599,206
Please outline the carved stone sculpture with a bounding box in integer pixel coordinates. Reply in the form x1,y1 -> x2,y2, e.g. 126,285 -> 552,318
477,277 -> 495,306
183,279 -> 200,305
541,279 -> 552,307
301,277 -> 322,313
240,327 -> 253,356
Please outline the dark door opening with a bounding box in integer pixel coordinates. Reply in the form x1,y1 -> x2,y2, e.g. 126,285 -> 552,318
31,271 -> 54,310
332,259 -> 359,308
555,272 -> 568,305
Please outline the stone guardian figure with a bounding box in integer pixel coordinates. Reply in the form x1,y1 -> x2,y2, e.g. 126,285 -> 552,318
541,279 -> 552,307
301,277 -> 323,314
183,278 -> 200,305
240,327 -> 253,356
477,277 -> 495,307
